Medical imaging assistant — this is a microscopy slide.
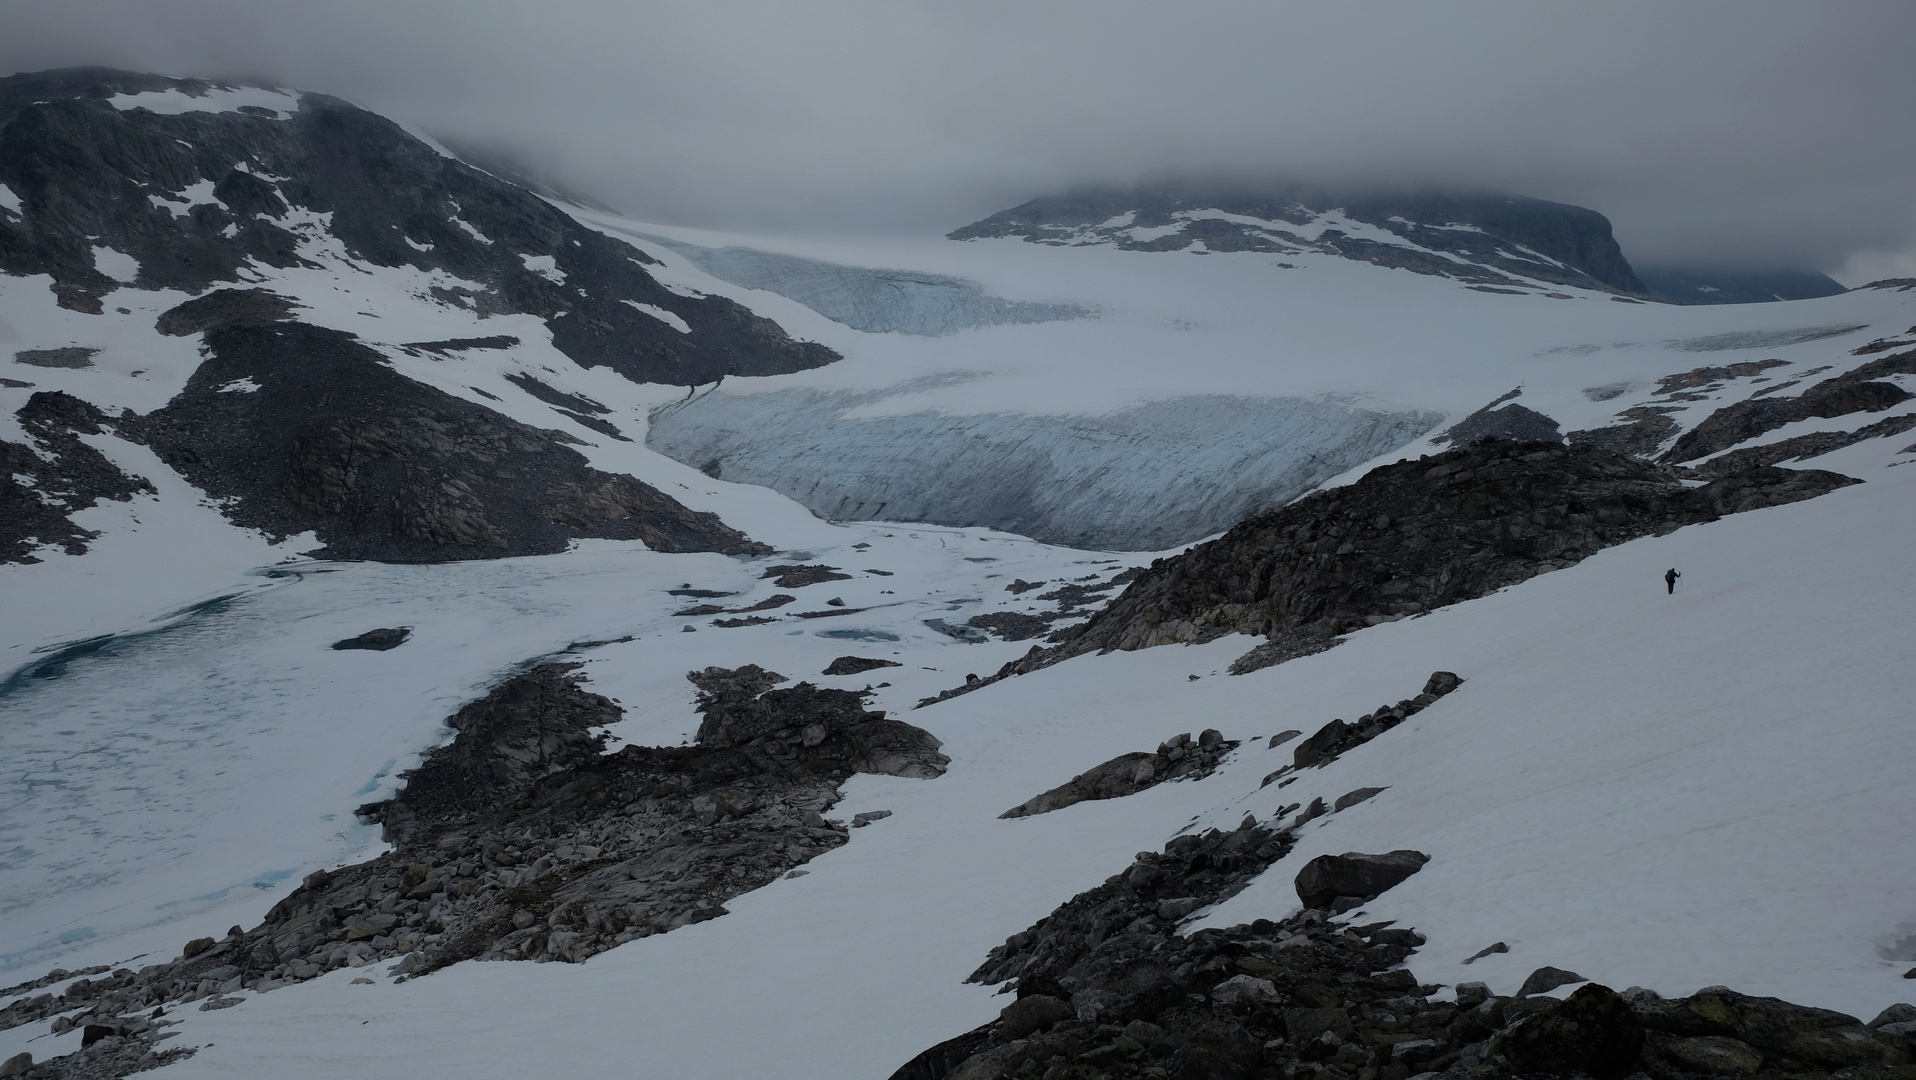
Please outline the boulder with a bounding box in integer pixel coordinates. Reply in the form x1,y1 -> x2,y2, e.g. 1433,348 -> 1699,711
1293,850 -> 1430,909
999,994 -> 1074,1040
1518,965 -> 1587,996
0,1053 -> 30,1078
1498,983 -> 1643,1079
1631,986 -> 1913,1071
1211,974 -> 1281,1007
1872,1003 -> 1916,1028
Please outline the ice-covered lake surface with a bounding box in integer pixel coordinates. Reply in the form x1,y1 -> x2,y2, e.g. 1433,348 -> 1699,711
0,520 -> 1133,979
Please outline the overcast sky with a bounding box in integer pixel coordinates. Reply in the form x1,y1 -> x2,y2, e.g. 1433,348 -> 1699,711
4,0 -> 1914,281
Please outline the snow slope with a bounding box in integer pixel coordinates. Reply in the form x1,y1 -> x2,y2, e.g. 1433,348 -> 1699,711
4,433 -> 1907,1078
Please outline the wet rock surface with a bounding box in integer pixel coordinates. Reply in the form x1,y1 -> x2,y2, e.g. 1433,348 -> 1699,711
0,68 -> 835,383
1,392 -> 154,563
125,321 -> 767,561
0,661 -> 950,1071
1001,730 -> 1239,819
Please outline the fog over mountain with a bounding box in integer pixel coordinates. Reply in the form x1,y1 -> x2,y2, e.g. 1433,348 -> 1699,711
1,1 -> 1914,282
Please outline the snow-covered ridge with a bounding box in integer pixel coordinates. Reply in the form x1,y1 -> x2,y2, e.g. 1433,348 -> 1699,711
949,183 -> 1647,296
107,84 -> 298,117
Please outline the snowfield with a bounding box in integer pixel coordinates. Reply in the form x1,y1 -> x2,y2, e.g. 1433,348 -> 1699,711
4,170 -> 1916,1077
4,435 -> 1909,1079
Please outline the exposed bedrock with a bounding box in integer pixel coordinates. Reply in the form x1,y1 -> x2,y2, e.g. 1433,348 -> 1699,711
128,320 -> 767,561
1659,348 -> 1916,464
926,440 -> 1858,701
647,387 -> 1441,551
1,391 -> 154,563
1000,730 -> 1237,819
892,817 -> 1916,1080
1049,439 -> 1857,669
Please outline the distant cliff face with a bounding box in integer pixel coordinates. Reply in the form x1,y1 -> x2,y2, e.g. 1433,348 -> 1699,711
950,182 -> 1647,296
0,67 -> 836,385
1635,265 -> 1849,306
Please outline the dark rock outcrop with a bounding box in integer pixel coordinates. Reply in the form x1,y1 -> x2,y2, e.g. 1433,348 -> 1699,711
127,321 -> 767,560
153,287 -> 299,336
1276,672 -> 1463,776
1662,349 -> 1916,463
1497,983 -> 1642,1078
330,627 -> 410,651
994,440 -> 1856,681
1293,850 -> 1430,910
1000,730 -> 1238,819
0,661 -> 952,1050
0,67 -> 836,384
1,392 -> 153,563
891,824 -> 1914,1080
760,563 -> 853,588
1698,411 -> 1916,474
822,656 -> 902,676
1436,392 -> 1563,448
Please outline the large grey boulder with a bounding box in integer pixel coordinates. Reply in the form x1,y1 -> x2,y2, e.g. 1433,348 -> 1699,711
1293,850 -> 1430,909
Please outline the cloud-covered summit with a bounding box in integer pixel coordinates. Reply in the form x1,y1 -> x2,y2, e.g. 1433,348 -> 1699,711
2,2 -> 1914,279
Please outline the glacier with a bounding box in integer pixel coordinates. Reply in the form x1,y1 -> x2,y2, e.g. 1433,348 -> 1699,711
647,385 -> 1441,550
607,231 -> 1093,336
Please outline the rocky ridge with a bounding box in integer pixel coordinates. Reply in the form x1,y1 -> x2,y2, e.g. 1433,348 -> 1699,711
0,67 -> 836,385
929,439 -> 1855,700
1000,730 -> 1239,819
123,320 -> 766,561
891,817 -> 1916,1080
1659,348 -> 1916,464
0,392 -> 152,562
949,183 -> 1646,297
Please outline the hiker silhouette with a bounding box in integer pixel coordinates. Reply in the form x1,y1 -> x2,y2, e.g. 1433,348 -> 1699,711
1665,568 -> 1680,594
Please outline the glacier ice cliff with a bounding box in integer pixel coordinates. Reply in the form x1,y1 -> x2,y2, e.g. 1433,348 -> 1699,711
647,387 -> 1440,549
